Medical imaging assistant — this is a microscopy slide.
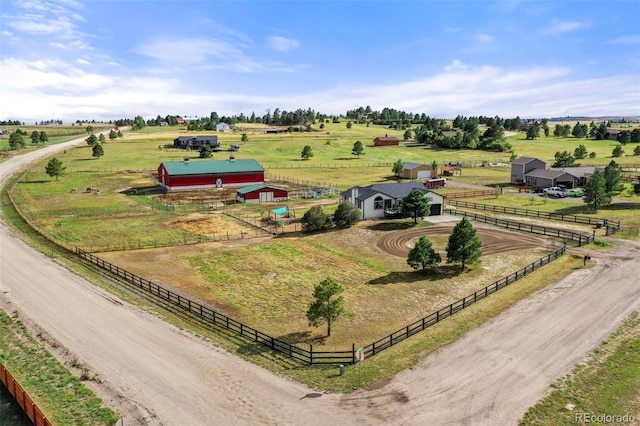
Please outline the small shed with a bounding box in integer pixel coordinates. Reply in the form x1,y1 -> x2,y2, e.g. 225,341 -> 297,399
442,166 -> 462,176
373,136 -> 400,146
216,123 -> 232,132
236,184 -> 289,203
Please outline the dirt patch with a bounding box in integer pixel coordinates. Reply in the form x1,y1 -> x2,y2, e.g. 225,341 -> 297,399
376,222 -> 548,258
167,212 -> 256,236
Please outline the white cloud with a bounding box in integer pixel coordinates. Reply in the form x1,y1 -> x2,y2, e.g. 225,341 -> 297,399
606,34 -> 640,45
265,36 -> 300,53
2,57 -> 638,123
543,20 -> 587,35
444,60 -> 468,71
476,33 -> 494,43
77,58 -> 89,65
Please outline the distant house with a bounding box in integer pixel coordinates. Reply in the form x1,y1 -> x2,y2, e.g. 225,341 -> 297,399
157,158 -> 264,191
606,130 -> 621,140
342,183 -> 443,220
401,162 -> 433,179
176,117 -> 186,125
236,184 -> 289,203
442,166 -> 462,176
438,130 -> 458,138
216,123 -> 232,132
510,157 -> 547,184
373,136 -> 400,146
159,121 -> 168,127
173,135 -> 219,150
523,169 -> 578,189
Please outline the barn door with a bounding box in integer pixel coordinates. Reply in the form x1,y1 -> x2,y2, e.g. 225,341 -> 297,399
260,192 -> 274,202
216,178 -> 222,188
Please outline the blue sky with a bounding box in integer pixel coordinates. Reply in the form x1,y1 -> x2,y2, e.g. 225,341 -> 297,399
1,0 -> 639,123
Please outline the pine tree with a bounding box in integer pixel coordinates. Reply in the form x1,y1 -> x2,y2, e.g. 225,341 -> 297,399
446,217 -> 482,270
407,236 -> 441,272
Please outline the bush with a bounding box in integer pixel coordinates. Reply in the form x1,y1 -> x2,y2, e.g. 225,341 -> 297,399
301,205 -> 328,233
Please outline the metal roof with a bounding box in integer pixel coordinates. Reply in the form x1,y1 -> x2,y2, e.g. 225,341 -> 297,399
236,183 -> 286,194
161,159 -> 264,176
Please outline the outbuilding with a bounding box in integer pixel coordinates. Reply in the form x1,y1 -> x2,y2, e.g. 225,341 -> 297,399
373,136 -> 400,146
401,162 -> 434,179
157,158 -> 265,191
236,184 -> 289,203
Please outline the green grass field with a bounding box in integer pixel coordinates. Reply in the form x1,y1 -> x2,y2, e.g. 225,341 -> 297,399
0,310 -> 120,425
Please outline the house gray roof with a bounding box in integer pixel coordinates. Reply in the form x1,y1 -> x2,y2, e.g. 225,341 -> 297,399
549,166 -> 603,178
524,169 -> 570,179
161,159 -> 264,176
403,162 -> 429,170
174,135 -> 218,142
511,157 -> 545,165
342,182 -> 430,201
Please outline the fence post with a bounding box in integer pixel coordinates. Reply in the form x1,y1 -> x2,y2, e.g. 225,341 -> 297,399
310,344 -> 313,365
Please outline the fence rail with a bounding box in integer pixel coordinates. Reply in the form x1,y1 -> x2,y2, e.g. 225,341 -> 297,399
447,200 -> 622,236
0,363 -> 52,426
76,244 -> 566,364
448,209 -> 594,246
360,245 -> 566,359
441,189 -> 498,199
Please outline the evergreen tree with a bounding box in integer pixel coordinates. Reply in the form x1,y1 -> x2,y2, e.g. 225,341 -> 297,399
39,131 -> 48,144
301,205 -> 328,232
603,160 -> 623,193
583,171 -> 610,212
199,144 -> 213,158
301,145 -> 314,160
44,157 -> 66,181
407,236 -> 441,272
392,159 -> 404,178
446,217 -> 482,270
612,145 -> 624,157
8,132 -> 25,149
400,189 -> 430,223
351,140 -> 364,158
92,143 -> 104,158
306,277 -> 353,337
333,200 -> 361,228
574,144 -> 588,159
552,151 -> 576,167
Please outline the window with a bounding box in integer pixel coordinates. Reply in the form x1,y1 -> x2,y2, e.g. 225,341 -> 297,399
374,196 -> 384,209
385,199 -> 392,209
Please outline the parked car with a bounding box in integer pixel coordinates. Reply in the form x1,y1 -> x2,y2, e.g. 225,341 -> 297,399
542,186 -> 568,197
568,189 -> 583,197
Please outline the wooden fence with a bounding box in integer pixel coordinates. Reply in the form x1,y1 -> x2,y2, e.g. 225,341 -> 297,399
0,363 -> 52,426
359,245 -> 566,359
440,189 -> 498,199
447,200 -> 622,236
448,209 -> 594,246
76,245 -> 566,365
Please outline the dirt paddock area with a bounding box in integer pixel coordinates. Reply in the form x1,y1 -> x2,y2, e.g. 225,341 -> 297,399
377,222 -> 550,258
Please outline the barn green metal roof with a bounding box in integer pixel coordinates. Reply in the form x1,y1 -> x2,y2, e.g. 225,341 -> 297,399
161,159 -> 264,176
236,184 -> 286,194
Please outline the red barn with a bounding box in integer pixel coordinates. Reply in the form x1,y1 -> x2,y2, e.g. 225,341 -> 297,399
236,184 -> 289,203
157,158 -> 264,191
373,136 -> 400,146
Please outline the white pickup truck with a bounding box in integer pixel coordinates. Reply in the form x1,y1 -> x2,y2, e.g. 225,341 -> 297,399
543,186 -> 568,198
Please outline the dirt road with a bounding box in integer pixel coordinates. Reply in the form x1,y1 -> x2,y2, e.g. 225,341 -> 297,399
1,140 -> 639,425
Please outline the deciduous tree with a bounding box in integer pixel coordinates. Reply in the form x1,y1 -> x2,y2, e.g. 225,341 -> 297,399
306,277 -> 353,337
407,236 -> 441,272
446,217 -> 482,270
199,144 -> 213,158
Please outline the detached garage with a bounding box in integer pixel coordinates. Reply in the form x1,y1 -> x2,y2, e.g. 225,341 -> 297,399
236,184 -> 289,203
157,158 -> 264,191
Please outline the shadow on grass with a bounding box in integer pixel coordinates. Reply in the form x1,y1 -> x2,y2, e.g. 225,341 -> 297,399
367,221 -> 417,231
17,180 -> 49,184
367,265 -> 467,285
